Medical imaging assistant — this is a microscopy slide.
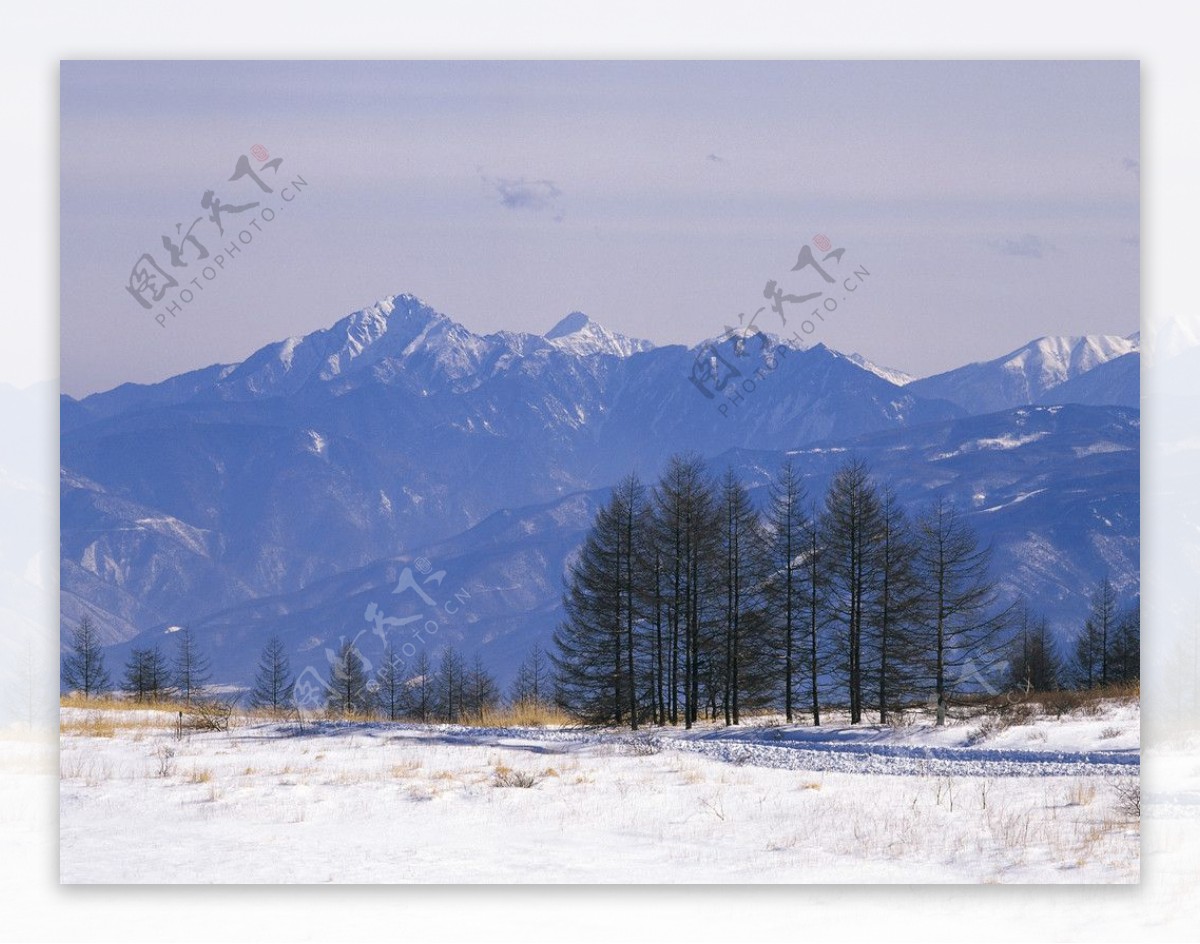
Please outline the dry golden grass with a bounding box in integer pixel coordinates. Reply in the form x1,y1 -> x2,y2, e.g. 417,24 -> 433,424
936,679 -> 1140,720
59,713 -> 118,738
316,702 -> 578,728
1034,680 -> 1140,717
492,764 -> 539,788
62,695 -> 287,728
317,708 -> 377,723
60,710 -> 182,737
60,694 -> 193,712
61,696 -> 247,740
60,694 -> 129,711
240,706 -> 296,721
391,759 -> 423,778
478,703 -> 576,728
1066,782 -> 1097,807
63,694 -> 578,733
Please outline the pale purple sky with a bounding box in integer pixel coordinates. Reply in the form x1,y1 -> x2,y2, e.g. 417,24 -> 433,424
61,60 -> 1139,397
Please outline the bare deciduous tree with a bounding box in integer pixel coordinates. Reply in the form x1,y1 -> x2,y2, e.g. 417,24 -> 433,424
62,614 -> 111,699
123,645 -> 172,703
249,635 -> 294,712
171,626 -> 211,705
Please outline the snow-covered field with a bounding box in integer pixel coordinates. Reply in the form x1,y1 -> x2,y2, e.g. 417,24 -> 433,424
58,702 -> 1141,884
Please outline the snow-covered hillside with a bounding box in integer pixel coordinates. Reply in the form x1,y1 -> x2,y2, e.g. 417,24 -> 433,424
59,700 -> 1139,883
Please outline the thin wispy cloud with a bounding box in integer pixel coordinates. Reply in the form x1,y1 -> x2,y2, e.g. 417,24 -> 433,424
993,233 -> 1052,259
483,174 -> 563,217
59,62 -> 1141,395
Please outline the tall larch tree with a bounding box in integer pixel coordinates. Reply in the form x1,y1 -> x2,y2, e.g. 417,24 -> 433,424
822,459 -> 883,724
914,498 -> 1013,725
249,635 -> 294,712
62,614 -> 111,700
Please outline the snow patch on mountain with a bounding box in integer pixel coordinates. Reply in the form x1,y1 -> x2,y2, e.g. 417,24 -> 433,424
303,430 -> 327,457
843,352 -> 915,386
973,431 -> 1051,450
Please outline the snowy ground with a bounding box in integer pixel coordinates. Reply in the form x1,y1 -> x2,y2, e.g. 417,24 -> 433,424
59,702 -> 1141,884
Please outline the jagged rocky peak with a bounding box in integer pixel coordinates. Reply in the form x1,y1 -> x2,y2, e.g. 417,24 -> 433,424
333,293 -> 450,352
545,311 -> 592,340
543,311 -> 655,357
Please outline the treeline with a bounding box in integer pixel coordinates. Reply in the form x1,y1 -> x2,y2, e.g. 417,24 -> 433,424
317,639 -> 557,722
62,618 -> 212,705
61,461 -> 1138,728
553,453 -> 1139,729
61,612 -> 559,723
1005,579 -> 1139,695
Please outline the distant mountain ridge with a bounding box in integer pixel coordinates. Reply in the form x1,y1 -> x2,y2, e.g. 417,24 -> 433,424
100,403 -> 1139,688
906,334 -> 1139,413
1035,352 -> 1140,409
60,293 -> 1140,686
69,295 -> 1135,415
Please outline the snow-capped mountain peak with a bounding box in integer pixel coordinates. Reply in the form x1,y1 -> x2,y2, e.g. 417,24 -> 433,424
906,333 -> 1139,414
543,311 -> 654,357
213,294 -> 492,397
545,311 -> 592,340
999,335 -> 1138,390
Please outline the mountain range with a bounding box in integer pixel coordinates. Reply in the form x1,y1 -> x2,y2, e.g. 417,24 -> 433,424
60,294 -> 1139,687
